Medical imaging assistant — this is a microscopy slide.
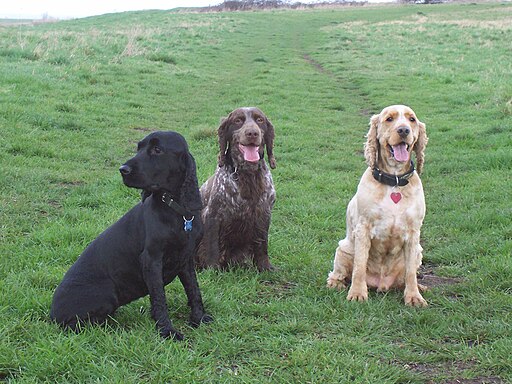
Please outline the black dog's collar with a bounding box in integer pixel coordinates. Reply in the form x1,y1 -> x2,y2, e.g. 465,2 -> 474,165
372,161 -> 415,187
161,193 -> 195,232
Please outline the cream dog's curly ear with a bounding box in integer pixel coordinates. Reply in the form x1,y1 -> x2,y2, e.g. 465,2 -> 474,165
414,120 -> 428,175
364,114 -> 380,169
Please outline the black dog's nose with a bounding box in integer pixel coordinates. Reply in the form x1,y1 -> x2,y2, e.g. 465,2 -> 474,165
397,126 -> 410,137
119,164 -> 132,176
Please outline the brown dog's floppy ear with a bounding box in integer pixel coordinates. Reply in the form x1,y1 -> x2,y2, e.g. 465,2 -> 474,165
364,114 -> 379,169
217,115 -> 230,167
414,120 -> 428,175
264,117 -> 276,169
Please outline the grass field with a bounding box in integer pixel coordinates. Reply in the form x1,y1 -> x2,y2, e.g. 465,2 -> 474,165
1,2 -> 511,383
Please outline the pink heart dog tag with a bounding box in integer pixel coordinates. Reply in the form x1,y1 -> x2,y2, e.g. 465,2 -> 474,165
390,192 -> 402,204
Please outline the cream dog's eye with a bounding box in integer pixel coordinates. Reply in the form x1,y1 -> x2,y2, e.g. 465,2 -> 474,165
386,116 -> 393,122
409,117 -> 416,122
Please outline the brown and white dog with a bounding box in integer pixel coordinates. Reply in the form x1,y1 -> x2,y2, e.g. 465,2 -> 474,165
196,107 -> 276,271
327,105 -> 429,306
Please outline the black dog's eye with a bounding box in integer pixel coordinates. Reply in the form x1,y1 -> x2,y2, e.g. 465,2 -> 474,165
409,117 -> 416,122
386,116 -> 393,122
151,146 -> 163,155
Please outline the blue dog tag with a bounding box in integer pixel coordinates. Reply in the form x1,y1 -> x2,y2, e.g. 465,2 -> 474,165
183,216 -> 194,232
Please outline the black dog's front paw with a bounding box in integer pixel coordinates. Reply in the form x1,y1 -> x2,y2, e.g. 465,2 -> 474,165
189,313 -> 214,328
160,326 -> 184,341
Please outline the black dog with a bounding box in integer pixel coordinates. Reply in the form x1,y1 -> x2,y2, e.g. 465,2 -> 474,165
50,131 -> 212,339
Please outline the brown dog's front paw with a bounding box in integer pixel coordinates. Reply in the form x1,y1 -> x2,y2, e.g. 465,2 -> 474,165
404,292 -> 427,307
255,259 -> 274,272
259,264 -> 275,272
347,286 -> 368,302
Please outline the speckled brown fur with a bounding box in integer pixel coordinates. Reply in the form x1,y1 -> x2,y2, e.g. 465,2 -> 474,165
196,107 -> 276,271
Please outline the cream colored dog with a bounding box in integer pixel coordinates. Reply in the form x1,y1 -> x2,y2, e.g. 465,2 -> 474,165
327,105 -> 429,306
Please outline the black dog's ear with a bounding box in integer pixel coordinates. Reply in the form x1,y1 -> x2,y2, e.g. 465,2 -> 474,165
179,152 -> 202,213
264,116 -> 276,169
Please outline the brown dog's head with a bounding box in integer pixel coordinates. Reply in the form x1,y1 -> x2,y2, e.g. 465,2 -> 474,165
364,105 -> 428,174
217,107 -> 276,170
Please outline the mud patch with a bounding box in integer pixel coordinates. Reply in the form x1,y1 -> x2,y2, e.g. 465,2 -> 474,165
255,280 -> 298,303
418,264 -> 462,289
387,358 -> 503,384
404,361 -> 503,384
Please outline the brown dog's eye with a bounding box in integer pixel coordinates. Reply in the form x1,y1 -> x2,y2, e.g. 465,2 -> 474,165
386,116 -> 393,122
256,117 -> 264,124
409,117 -> 416,122
234,118 -> 243,125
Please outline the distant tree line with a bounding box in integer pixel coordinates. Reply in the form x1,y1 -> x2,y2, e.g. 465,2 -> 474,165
208,0 -> 366,11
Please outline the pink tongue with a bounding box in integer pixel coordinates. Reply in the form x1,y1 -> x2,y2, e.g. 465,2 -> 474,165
239,145 -> 260,162
392,143 -> 409,162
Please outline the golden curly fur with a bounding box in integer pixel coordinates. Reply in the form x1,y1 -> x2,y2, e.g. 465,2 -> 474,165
327,105 -> 429,306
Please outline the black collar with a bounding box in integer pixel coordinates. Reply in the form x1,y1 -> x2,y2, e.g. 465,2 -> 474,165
161,193 -> 193,219
372,161 -> 415,187
160,192 -> 196,232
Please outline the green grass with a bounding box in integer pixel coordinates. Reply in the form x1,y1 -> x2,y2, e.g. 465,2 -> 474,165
1,3 -> 511,383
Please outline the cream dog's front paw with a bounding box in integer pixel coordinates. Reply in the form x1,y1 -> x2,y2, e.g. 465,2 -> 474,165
347,284 -> 368,302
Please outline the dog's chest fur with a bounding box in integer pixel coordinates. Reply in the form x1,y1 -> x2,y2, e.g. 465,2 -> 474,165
206,167 -> 274,213
202,166 -> 275,241
366,184 -> 424,259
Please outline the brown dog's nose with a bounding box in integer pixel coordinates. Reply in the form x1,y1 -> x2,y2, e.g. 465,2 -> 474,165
245,127 -> 260,139
119,164 -> 132,175
397,126 -> 410,138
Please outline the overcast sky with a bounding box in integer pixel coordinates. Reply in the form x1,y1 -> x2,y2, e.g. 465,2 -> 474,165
1,0 -> 388,20
0,1 -> 221,20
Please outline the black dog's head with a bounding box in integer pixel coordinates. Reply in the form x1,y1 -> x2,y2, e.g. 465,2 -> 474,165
120,131 -> 202,212
217,107 -> 276,171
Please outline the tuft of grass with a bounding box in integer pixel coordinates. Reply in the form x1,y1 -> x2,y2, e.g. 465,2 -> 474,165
146,52 -> 177,64
0,3 -> 511,383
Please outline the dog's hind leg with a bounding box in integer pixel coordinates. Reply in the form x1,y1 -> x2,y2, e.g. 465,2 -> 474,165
51,279 -> 119,332
327,240 -> 353,290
